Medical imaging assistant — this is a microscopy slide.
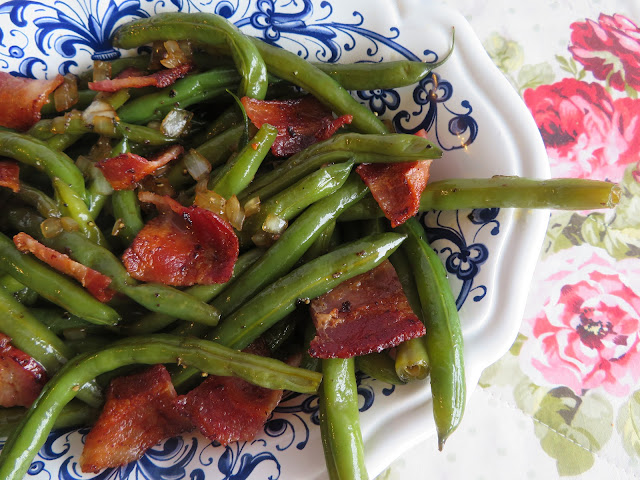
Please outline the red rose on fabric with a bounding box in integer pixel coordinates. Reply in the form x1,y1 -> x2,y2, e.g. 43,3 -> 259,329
524,78 -> 640,181
569,14 -> 640,92
520,246 -> 640,397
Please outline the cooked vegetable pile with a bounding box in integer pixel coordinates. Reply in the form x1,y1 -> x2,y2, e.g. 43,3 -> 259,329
0,12 -> 620,480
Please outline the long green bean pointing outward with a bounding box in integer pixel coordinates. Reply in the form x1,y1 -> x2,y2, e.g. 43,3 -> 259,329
0,334 -> 322,480
397,218 -> 465,450
319,358 -> 369,480
112,12 -> 268,100
340,176 -> 621,221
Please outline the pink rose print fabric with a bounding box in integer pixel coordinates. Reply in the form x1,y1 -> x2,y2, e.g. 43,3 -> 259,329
569,14 -> 640,92
523,78 -> 640,182
520,245 -> 640,397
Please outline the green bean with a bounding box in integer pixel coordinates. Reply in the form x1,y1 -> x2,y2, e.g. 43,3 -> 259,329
299,321 -> 321,373
389,249 -> 430,382
195,104 -> 242,144
209,123 -> 278,198
319,358 -> 369,480
211,173 -> 369,320
355,352 -> 405,385
340,177 -> 622,221
8,210 -> 221,326
76,54 -> 153,88
210,232 -> 406,351
113,13 -> 268,100
239,161 -> 353,248
300,220 -> 337,264
167,125 -> 243,189
46,132 -> 83,151
312,37 -> 454,91
397,218 -> 465,450
53,177 -> 107,246
0,400 -> 98,439
59,116 -> 179,145
107,138 -> 145,244
117,68 -> 241,124
0,129 -> 86,200
13,184 -> 62,218
30,308 -> 107,338
239,132 -> 441,202
0,274 -> 29,296
0,287 -> 103,406
0,334 -> 322,480
0,231 -> 120,326
111,190 -> 144,244
121,248 -> 262,335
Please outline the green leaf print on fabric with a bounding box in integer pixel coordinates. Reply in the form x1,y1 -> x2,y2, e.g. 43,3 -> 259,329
555,54 -> 587,80
543,211 -> 585,256
483,32 -> 554,94
617,390 -> 640,459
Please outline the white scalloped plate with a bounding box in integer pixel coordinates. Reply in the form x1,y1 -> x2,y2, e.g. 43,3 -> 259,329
0,0 -> 549,479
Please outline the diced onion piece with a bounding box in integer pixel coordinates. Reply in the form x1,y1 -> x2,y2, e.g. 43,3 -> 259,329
60,217 -> 80,232
183,148 -> 211,181
54,74 -> 79,112
243,196 -> 261,217
262,213 -> 288,235
194,188 -> 226,218
75,155 -> 92,175
91,115 -> 117,136
111,218 -> 125,237
40,217 -> 64,238
225,195 -> 245,231
88,136 -> 113,162
160,108 -> 193,138
52,110 -> 82,134
82,100 -> 117,126
161,40 -> 188,68
92,60 -> 112,83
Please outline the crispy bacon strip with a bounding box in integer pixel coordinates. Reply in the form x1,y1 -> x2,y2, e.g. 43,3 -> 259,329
241,95 -> 353,157
122,192 -> 239,286
0,333 -> 47,408
0,72 -> 64,131
0,160 -> 20,192
308,259 -> 426,358
13,232 -> 115,302
80,365 -> 192,473
88,63 -> 193,92
96,145 -> 184,190
356,130 -> 433,227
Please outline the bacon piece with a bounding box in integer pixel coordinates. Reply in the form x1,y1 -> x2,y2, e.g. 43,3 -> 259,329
0,333 -> 47,408
0,160 -> 20,192
356,130 -> 433,227
13,232 -> 115,302
122,192 -> 239,286
241,95 -> 353,157
96,145 -> 184,190
178,346 -> 282,445
0,72 -> 64,130
308,259 -> 426,358
88,63 -> 193,92
80,364 -> 192,473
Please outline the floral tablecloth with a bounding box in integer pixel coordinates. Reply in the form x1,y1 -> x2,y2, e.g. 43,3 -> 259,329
380,1 -> 640,478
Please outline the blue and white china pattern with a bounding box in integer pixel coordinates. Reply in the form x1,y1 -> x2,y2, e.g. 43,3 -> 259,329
0,1 -> 509,478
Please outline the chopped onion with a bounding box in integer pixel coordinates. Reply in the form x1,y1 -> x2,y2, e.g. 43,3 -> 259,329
51,111 -> 81,134
54,74 -> 78,112
262,213 -> 288,235
82,100 -> 117,126
75,155 -> 91,175
92,60 -> 112,82
225,195 -> 245,231
194,188 -> 226,218
41,218 -> 64,238
161,108 -> 193,138
111,218 -> 125,237
88,136 -> 113,162
243,196 -> 261,217
183,148 -> 211,181
161,40 -> 188,68
60,217 -> 80,232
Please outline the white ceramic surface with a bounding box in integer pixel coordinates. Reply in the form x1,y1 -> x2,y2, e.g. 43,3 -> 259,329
0,0 -> 549,478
